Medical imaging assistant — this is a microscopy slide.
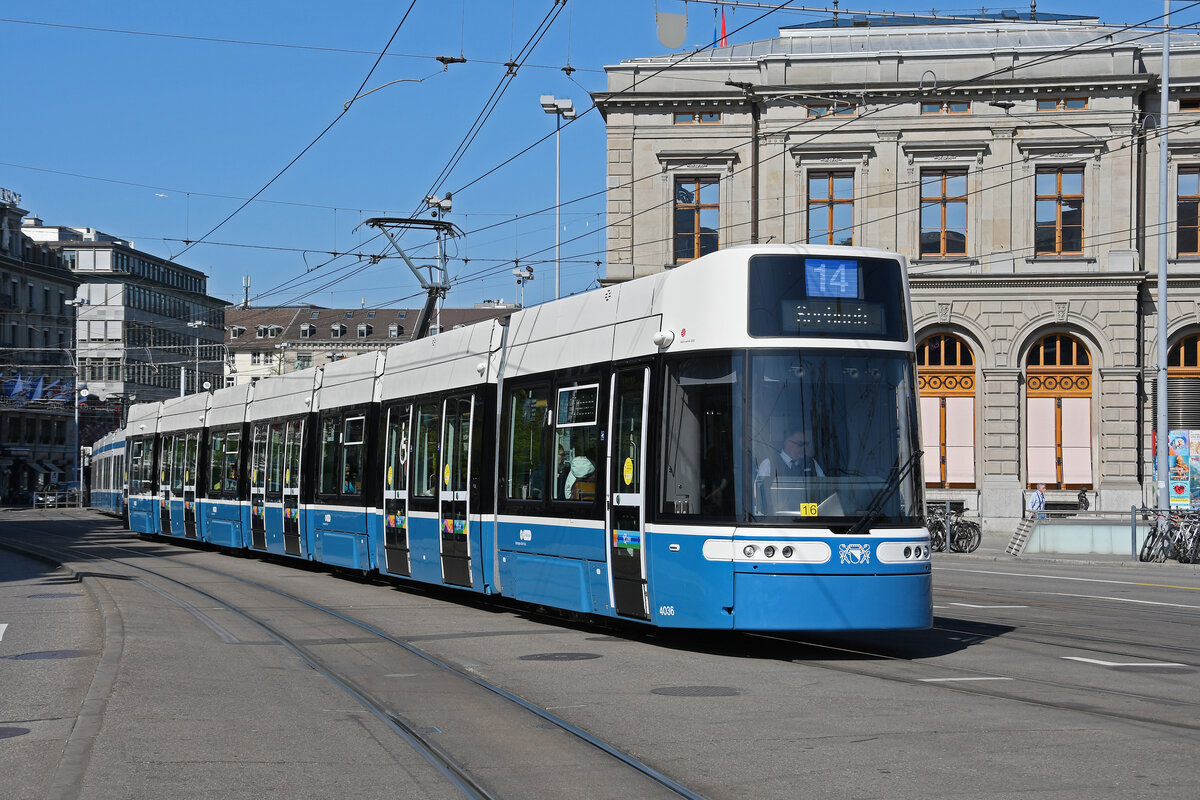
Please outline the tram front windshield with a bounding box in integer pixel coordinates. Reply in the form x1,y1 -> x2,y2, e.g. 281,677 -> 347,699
659,349 -> 922,527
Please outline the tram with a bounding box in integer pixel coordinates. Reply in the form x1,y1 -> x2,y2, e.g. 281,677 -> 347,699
95,244 -> 932,631
88,430 -> 126,516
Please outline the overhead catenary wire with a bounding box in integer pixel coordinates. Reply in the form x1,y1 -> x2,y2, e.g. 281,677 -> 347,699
174,1 -> 421,259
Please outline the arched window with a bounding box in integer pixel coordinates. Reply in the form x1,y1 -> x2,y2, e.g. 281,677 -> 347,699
917,333 -> 976,488
1163,333 -> 1200,429
1026,333 -> 1092,489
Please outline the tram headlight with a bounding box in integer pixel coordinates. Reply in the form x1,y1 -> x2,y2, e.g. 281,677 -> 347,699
743,545 -> 758,558
903,546 -> 912,558
763,545 -> 776,558
782,546 -> 794,558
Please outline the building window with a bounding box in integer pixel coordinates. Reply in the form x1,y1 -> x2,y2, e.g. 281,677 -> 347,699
806,171 -> 854,246
1037,97 -> 1087,112
295,353 -> 313,370
673,111 -> 721,124
388,324 -> 401,338
331,324 -> 346,339
920,100 -> 970,114
300,323 -> 314,338
917,334 -> 976,488
1026,333 -> 1092,489
1181,98 -> 1200,113
920,169 -> 968,257
366,311 -> 375,319
230,326 -> 245,339
807,103 -> 856,117
357,324 -> 372,338
1179,167 -> 1200,256
1035,166 -> 1084,255
674,177 -> 719,262
250,352 -> 263,365
310,311 -> 319,319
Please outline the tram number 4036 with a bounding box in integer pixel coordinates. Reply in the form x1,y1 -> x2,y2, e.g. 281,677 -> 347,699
658,605 -> 676,617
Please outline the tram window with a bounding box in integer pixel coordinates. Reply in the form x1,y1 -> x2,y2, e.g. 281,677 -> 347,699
129,440 -> 143,492
506,386 -> 549,500
555,385 -> 599,501
184,433 -> 198,487
172,436 -> 186,492
285,421 -> 302,490
224,432 -> 241,493
413,403 -> 441,498
268,423 -> 285,494
319,417 -> 339,495
252,424 -> 269,491
386,409 -> 409,492
660,354 -> 743,518
209,433 -> 226,491
343,416 -> 365,495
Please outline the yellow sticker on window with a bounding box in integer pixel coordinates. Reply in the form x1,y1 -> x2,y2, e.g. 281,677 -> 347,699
800,502 -> 819,517
443,463 -> 451,487
623,458 -> 634,486
387,465 -> 393,486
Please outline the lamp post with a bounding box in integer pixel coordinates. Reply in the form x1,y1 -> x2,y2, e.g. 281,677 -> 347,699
540,95 -> 576,300
186,320 -> 204,395
66,296 -> 88,508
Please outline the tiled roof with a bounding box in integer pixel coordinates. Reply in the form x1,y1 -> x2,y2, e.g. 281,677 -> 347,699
225,306 -> 510,347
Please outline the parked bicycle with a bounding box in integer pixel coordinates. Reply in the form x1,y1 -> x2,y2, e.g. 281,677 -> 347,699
926,505 -> 982,553
1139,508 -> 1200,563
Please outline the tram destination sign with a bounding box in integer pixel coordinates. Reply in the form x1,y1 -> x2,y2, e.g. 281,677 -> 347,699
748,254 -> 907,341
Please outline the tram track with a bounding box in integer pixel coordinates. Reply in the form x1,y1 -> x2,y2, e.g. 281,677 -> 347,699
0,519 -> 706,800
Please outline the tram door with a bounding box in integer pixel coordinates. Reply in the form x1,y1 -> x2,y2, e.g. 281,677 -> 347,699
158,435 -> 173,534
383,405 -> 411,576
439,395 -> 474,587
182,431 -> 199,539
607,368 -> 650,620
249,423 -> 268,549
282,419 -> 303,556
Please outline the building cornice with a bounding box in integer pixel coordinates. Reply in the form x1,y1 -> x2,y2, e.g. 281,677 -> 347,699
910,273 -> 1148,290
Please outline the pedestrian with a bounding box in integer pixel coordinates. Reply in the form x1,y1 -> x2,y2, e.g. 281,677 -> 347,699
1028,482 -> 1047,519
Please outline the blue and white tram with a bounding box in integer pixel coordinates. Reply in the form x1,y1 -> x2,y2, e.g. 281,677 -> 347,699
124,402 -> 159,535
97,244 -> 931,631
89,431 -> 126,516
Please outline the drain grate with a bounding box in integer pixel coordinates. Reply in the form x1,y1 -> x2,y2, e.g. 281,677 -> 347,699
651,686 -> 741,697
8,649 -> 94,661
519,652 -> 602,661
0,727 -> 31,739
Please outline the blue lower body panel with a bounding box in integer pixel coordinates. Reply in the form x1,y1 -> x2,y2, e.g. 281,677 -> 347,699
732,571 -> 933,631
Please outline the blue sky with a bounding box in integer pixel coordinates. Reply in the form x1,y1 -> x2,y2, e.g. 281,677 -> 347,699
1,1 -> 1182,309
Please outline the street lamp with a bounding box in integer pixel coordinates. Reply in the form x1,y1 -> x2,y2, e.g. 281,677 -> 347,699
66,296 -> 88,507
540,95 -> 575,300
186,320 -> 204,396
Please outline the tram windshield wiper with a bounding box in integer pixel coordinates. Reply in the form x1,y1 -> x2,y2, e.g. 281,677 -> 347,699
845,449 -> 922,537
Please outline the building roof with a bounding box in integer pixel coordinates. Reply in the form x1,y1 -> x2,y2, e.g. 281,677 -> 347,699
224,306 -> 511,348
612,19 -> 1200,67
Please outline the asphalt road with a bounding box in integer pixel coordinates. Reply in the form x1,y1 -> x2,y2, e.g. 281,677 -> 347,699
2,508 -> 1197,800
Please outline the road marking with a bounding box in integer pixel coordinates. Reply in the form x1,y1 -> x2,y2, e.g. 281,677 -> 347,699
0,623 -> 7,642
936,566 -> 1200,591
948,603 -> 1028,609
918,677 -> 1014,683
1044,592 -> 1200,610
1062,656 -> 1187,668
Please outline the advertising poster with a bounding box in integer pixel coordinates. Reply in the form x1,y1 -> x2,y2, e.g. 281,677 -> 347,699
1169,430 -> 1190,507
1192,432 -> 1200,508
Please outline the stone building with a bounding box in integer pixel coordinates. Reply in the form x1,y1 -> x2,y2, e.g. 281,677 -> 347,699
23,221 -> 227,405
593,12 -> 1200,529
0,191 -> 80,499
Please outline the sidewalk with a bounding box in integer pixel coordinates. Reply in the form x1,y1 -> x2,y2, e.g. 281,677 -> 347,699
943,534 -> 1199,569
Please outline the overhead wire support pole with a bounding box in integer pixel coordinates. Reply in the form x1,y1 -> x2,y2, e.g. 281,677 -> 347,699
1157,1 -> 1171,513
